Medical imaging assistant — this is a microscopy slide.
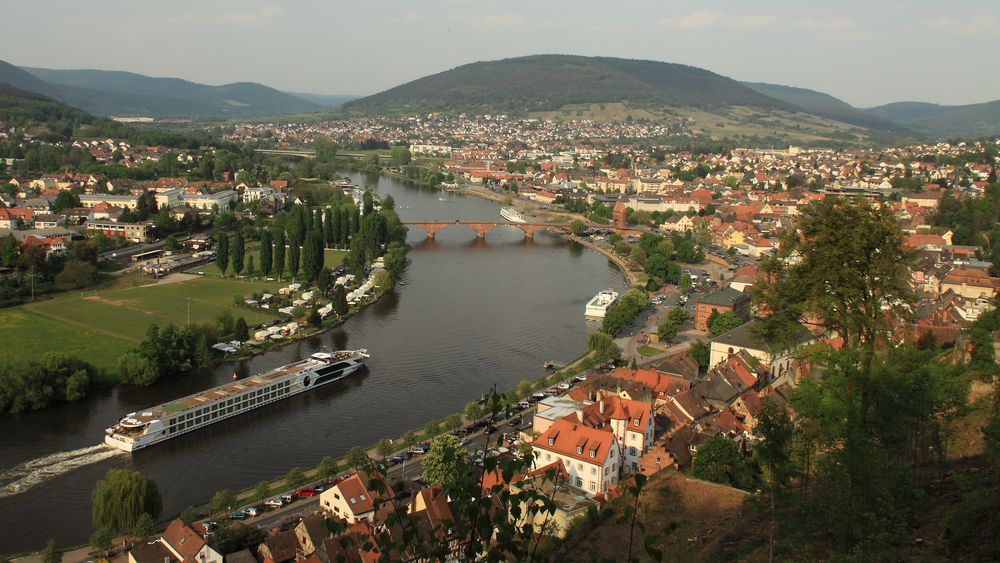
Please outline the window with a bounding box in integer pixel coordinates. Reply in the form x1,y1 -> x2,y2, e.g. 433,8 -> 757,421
633,418 -> 640,426
591,467 -> 596,475
334,493 -> 341,500
360,494 -> 367,501
545,453 -> 551,461
575,477 -> 582,487
589,449 -> 596,458
576,446 -> 583,454
630,447 -> 637,456
590,481 -> 596,491
350,498 -> 356,504
548,437 -> 555,446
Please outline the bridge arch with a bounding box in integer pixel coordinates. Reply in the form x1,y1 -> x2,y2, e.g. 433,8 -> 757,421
405,221 -> 564,240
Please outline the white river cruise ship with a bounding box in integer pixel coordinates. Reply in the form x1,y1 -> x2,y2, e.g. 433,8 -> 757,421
104,350 -> 368,452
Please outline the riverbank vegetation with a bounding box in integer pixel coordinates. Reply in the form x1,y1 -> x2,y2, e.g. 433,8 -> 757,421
600,288 -> 650,336
0,353 -> 102,413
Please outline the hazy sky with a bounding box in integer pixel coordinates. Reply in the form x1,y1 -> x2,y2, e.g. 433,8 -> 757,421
6,0 -> 999,107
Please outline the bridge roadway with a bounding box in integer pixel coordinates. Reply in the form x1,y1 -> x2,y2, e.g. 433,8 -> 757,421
403,220 -> 568,239
253,148 -> 390,160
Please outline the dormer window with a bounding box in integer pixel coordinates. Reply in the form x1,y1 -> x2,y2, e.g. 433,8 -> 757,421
589,449 -> 597,458
359,494 -> 367,501
548,437 -> 555,446
576,446 -> 583,454
633,418 -> 640,426
350,497 -> 356,504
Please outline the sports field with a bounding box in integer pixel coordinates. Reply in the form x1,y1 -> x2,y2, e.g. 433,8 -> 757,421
1,276 -> 286,371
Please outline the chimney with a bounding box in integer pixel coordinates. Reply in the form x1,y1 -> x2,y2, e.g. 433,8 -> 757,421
599,400 -> 605,414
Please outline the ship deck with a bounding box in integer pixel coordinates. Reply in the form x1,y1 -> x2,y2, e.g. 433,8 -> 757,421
129,357 -> 324,423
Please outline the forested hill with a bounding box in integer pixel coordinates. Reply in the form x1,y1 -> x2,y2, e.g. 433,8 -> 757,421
0,60 -> 323,118
741,81 -> 909,133
343,55 -> 795,115
866,99 -> 1000,139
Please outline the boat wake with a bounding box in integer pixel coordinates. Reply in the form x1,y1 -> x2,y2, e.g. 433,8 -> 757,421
0,444 -> 123,499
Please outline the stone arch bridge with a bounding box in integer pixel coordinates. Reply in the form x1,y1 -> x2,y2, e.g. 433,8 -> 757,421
404,221 -> 568,239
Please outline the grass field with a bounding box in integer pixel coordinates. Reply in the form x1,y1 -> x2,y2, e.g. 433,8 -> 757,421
638,345 -> 663,357
194,244 -> 347,279
1,276 -> 288,371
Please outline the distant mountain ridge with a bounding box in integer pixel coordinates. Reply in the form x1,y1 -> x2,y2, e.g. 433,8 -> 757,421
864,99 -> 1000,138
740,82 -> 909,133
0,60 -> 324,118
344,55 -> 795,115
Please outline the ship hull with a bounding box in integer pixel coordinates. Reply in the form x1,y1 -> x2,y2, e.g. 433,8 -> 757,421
105,353 -> 367,452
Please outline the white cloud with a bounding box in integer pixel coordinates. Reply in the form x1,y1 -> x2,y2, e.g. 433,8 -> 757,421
165,5 -> 284,28
924,15 -> 996,35
792,17 -> 857,32
659,10 -> 776,30
447,12 -> 530,28
388,13 -> 424,25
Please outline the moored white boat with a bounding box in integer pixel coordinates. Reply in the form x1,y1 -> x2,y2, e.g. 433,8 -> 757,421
500,207 -> 527,223
585,289 -> 619,318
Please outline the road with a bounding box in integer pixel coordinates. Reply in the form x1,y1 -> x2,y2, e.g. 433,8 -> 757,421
217,404 -> 539,532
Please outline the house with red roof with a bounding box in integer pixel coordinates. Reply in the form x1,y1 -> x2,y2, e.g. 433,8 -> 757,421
319,469 -> 379,523
128,519 -> 221,563
532,418 -> 621,496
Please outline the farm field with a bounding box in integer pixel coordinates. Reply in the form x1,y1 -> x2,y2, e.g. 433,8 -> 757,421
3,276 -> 287,371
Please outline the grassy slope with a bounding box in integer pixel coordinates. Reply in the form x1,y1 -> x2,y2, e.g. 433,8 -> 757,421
0,277 -> 287,371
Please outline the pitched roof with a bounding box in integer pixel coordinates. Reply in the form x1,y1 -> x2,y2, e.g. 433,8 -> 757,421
335,470 -> 376,515
534,418 -> 617,466
161,519 -> 208,561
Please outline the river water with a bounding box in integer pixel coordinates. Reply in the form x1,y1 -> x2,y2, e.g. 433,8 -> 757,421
0,172 -> 625,553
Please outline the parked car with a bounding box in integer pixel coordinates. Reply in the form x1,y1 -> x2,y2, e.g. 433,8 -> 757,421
296,487 -> 318,497
245,507 -> 260,517
557,382 -> 571,390
280,494 -> 294,505
410,444 -> 429,455
516,400 -> 531,410
265,498 -> 284,509
229,511 -> 247,520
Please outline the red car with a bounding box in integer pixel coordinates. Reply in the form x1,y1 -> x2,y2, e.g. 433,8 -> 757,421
296,487 -> 318,497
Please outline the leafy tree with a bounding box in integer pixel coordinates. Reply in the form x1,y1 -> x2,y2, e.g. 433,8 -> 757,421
214,523 -> 265,555
691,435 -> 753,490
657,318 -> 679,342
376,438 -> 394,458
308,307 -> 322,328
587,331 -> 621,363
273,229 -> 286,280
319,456 -> 338,478
233,317 -> 249,341
382,194 -> 395,212
708,310 -> 745,337
689,339 -> 709,369
131,512 -> 156,538
178,505 -> 198,524
55,260 -> 99,290
117,351 -> 158,385
259,229 -> 272,277
332,285 -> 348,315
89,527 -> 113,552
569,219 -> 585,235
422,434 -> 470,489
211,489 -> 237,513
91,469 -> 162,533
41,539 -> 61,563
287,238 -> 300,280
253,481 -> 270,503
302,229 -> 324,282
345,446 -> 369,470
0,234 -> 20,268
390,146 -> 411,166
601,288 -> 649,336
215,233 -> 229,277
53,190 -> 80,212
164,234 -> 179,252
231,231 -> 245,276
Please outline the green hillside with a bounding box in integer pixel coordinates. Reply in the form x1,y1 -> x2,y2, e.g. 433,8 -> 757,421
741,81 -> 909,133
1,60 -> 323,118
866,99 -> 1000,138
344,54 -> 795,115
0,82 -> 100,140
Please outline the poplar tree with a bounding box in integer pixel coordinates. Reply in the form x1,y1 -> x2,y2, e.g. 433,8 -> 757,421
215,233 -> 229,277
273,229 -> 286,281
259,229 -> 273,277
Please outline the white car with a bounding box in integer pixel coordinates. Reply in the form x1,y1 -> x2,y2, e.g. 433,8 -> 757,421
245,507 -> 260,517
265,498 -> 283,509
557,383 -> 571,390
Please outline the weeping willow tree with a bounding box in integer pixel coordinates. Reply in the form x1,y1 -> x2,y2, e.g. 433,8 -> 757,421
92,468 -> 162,533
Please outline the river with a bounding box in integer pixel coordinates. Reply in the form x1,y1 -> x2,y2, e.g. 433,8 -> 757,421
0,172 -> 625,553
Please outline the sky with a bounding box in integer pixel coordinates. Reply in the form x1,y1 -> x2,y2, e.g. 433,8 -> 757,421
5,0 -> 999,107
